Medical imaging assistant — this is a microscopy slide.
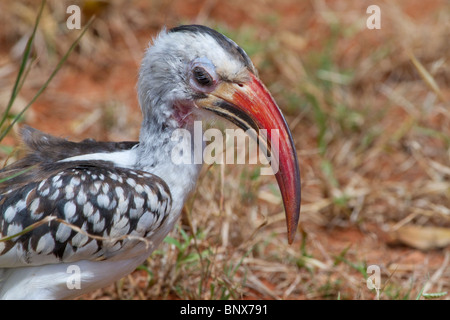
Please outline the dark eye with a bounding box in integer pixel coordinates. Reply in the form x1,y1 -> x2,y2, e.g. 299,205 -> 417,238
193,66 -> 213,86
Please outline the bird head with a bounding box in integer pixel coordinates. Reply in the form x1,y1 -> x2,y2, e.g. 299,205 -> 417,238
138,25 -> 301,244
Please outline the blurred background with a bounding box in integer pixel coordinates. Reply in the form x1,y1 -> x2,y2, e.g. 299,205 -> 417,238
0,0 -> 449,299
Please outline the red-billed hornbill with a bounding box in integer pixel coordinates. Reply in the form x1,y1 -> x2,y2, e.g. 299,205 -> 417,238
0,25 -> 300,299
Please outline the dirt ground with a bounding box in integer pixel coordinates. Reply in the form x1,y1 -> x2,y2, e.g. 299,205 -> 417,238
0,0 -> 449,299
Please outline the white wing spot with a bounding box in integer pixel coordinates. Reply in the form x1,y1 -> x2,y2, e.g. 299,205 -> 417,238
71,228 -> 89,248
147,192 -> 158,212
4,206 -> 16,223
135,184 -> 144,194
56,223 -> 72,243
108,199 -> 117,211
16,199 -> 26,212
36,233 -> 55,254
76,189 -> 87,205
52,175 -> 63,188
83,202 -> 94,217
38,180 -> 46,191
30,198 -> 43,219
109,216 -> 130,238
109,172 -> 119,181
70,177 -> 81,186
101,183 -> 110,194
7,223 -> 23,239
65,185 -> 75,199
97,194 -> 110,208
118,198 -> 130,215
115,186 -> 124,198
49,189 -> 60,201
88,210 -> 101,224
129,207 -> 144,219
90,181 -> 102,194
134,195 -> 145,209
136,211 -> 155,233
126,178 -> 136,187
40,187 -> 50,197
93,218 -> 105,233
64,201 -> 77,220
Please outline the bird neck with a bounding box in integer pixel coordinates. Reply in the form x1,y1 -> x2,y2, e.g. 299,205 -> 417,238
136,102 -> 197,168
135,102 -> 203,204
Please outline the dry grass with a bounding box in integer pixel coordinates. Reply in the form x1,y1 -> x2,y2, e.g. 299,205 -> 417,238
0,0 -> 449,300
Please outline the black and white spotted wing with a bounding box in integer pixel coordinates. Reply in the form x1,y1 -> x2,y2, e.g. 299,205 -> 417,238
0,161 -> 172,267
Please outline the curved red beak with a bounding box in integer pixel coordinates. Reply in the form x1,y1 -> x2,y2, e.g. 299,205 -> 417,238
197,73 -> 301,244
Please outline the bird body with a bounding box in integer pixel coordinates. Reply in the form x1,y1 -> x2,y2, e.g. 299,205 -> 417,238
0,25 -> 301,299
0,127 -> 197,299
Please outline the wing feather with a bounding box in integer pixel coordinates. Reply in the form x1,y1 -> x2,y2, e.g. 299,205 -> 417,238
0,161 -> 172,268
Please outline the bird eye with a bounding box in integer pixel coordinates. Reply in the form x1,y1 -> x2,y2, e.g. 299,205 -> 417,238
193,66 -> 214,87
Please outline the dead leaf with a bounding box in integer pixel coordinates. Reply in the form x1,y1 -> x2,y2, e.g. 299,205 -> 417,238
389,225 -> 450,250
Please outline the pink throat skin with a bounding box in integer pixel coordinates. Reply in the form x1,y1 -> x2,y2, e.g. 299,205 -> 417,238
172,102 -> 195,127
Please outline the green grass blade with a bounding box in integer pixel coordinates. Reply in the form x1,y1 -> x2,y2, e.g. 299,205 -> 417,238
164,236 -> 183,250
0,166 -> 35,184
0,16 -> 95,142
0,0 -> 46,130
415,285 -> 425,300
422,292 -> 447,299
0,216 -> 56,242
16,57 -> 38,100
